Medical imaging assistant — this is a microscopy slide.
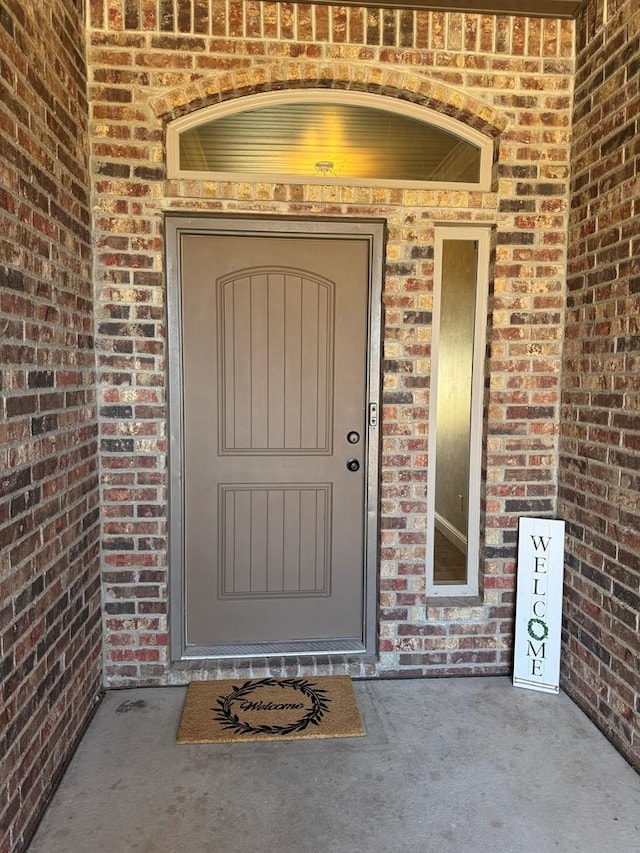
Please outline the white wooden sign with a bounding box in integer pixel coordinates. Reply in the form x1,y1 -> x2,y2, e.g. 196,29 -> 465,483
513,517 -> 565,694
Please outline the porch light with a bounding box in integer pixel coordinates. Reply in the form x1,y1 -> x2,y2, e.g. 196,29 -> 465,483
314,160 -> 336,175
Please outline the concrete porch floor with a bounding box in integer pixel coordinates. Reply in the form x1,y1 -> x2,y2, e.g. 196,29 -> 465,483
28,677 -> 639,853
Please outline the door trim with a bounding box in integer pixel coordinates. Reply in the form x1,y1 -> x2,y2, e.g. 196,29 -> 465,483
165,215 -> 385,661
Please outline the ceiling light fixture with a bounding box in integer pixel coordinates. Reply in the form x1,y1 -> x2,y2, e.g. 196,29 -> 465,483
314,160 -> 336,175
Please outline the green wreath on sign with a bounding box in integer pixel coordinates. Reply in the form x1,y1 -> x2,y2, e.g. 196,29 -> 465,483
527,617 -> 549,641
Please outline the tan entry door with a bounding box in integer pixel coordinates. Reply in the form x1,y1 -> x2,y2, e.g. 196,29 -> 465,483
173,223 -> 380,657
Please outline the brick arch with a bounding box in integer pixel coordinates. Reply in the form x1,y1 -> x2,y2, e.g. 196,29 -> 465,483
150,60 -> 508,139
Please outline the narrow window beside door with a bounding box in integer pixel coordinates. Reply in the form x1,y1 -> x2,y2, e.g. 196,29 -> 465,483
427,227 -> 490,598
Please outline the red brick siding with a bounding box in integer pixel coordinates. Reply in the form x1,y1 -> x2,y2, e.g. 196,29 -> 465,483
0,2 -> 102,851
560,0 -> 640,769
88,2 -> 573,685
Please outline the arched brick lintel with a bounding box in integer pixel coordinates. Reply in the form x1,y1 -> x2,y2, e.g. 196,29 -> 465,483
150,60 -> 508,140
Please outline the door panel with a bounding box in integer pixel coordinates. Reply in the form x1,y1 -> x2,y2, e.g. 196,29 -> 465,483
218,268 -> 333,453
180,234 -> 371,651
218,484 -> 330,596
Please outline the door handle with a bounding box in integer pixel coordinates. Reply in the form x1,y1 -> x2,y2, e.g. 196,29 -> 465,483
346,458 -> 360,472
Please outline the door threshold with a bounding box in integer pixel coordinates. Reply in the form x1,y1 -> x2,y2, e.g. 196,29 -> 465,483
182,638 -> 368,660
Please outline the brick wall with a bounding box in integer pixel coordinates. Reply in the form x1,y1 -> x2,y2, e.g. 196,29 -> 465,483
87,2 -> 574,685
0,2 -> 102,851
560,0 -> 640,769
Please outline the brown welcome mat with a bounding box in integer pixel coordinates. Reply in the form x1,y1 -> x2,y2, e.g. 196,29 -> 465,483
177,675 -> 365,744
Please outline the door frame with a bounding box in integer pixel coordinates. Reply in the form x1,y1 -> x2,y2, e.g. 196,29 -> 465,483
165,215 -> 385,661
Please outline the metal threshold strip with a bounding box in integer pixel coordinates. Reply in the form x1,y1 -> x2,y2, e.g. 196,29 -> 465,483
184,638 -> 368,660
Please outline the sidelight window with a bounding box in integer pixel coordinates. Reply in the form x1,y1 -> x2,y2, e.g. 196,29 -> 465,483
427,226 -> 490,597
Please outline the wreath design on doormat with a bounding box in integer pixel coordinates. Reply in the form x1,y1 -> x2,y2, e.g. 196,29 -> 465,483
212,677 -> 332,736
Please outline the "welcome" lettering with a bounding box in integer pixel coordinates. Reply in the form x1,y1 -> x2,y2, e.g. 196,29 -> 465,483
239,700 -> 305,712
526,534 -> 551,677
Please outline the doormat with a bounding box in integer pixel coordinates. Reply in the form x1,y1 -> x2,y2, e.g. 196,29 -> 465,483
177,675 -> 365,744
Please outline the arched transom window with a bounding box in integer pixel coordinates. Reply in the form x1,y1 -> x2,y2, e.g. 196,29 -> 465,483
167,91 -> 493,190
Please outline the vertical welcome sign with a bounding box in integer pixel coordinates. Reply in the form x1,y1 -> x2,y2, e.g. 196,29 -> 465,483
513,517 -> 565,694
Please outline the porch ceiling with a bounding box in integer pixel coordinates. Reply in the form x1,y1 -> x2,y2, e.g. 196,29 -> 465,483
284,1 -> 585,20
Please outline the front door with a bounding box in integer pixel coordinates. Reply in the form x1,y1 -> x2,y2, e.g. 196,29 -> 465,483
167,217 -> 383,659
